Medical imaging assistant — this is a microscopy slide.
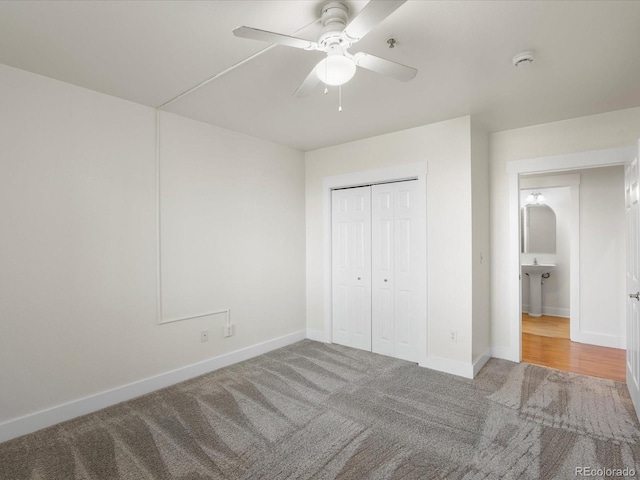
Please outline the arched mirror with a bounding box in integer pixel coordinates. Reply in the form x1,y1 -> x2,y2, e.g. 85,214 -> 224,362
521,204 -> 556,253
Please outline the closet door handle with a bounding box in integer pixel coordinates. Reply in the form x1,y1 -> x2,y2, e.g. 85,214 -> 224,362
630,292 -> 640,301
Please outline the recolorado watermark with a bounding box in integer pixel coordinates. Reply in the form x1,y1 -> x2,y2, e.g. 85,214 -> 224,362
575,466 -> 636,477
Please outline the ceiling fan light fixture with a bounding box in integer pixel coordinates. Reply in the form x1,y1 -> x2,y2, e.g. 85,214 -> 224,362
525,191 -> 546,205
315,55 -> 356,86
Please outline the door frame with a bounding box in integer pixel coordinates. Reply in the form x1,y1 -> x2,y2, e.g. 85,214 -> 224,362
322,162 -> 428,365
506,145 -> 636,362
625,151 -> 640,417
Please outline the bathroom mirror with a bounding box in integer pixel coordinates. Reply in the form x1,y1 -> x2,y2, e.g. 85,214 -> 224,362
521,204 -> 556,253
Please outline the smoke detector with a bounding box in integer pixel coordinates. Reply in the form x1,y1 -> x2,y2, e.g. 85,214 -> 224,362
513,51 -> 534,67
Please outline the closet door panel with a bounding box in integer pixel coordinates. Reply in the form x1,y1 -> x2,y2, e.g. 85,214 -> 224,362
394,181 -> 421,362
372,184 -> 395,357
331,186 -> 372,351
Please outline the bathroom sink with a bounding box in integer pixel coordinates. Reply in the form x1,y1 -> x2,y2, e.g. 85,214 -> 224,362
521,264 -> 555,275
522,264 -> 555,317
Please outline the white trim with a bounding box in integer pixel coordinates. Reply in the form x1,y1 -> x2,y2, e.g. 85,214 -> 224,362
159,308 -> 231,326
473,349 -> 492,376
508,172 -> 522,361
491,346 -> 518,362
322,163 -> 429,365
506,145 -> 635,362
573,332 -> 625,350
0,330 -> 306,443
306,329 -> 329,343
507,145 -> 636,175
568,182 -> 580,341
420,356 -> 474,379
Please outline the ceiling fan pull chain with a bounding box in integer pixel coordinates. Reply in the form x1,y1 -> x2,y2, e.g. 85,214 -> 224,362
338,85 -> 343,112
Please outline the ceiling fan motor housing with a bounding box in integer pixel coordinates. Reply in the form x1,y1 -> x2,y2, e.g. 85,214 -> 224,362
318,2 -> 350,50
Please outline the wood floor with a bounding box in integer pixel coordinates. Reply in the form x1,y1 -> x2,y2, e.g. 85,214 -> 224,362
522,313 -> 626,382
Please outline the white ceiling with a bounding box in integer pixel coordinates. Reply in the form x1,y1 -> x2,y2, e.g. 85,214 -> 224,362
1,1 -> 639,151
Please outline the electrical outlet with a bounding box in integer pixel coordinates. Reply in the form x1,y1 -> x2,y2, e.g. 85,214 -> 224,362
224,325 -> 234,337
200,330 -> 209,342
449,330 -> 457,342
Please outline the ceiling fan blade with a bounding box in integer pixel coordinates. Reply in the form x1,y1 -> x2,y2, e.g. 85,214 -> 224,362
343,0 -> 407,42
233,26 -> 318,50
353,52 -> 417,81
294,66 -> 322,98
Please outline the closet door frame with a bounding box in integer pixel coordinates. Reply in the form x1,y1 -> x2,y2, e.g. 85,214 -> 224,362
322,163 -> 428,366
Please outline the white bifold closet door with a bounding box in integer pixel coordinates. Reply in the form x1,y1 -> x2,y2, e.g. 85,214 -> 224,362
331,180 -> 422,362
331,186 -> 372,351
371,181 -> 421,362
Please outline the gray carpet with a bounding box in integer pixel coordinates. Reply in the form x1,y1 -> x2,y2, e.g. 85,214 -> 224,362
1,340 -> 639,479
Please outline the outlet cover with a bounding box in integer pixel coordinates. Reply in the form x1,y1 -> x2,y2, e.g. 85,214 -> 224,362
224,325 -> 234,337
449,330 -> 457,342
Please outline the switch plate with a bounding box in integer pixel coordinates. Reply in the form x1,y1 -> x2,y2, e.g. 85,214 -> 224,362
201,330 -> 209,342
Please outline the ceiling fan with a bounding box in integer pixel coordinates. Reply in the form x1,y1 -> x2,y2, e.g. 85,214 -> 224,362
233,0 -> 417,97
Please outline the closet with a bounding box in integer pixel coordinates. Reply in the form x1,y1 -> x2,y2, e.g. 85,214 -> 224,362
331,180 -> 424,362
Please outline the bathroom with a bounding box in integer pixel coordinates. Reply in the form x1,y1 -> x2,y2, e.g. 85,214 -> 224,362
520,165 -> 626,376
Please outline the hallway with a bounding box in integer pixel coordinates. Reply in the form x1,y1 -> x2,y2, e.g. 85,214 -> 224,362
522,313 -> 626,382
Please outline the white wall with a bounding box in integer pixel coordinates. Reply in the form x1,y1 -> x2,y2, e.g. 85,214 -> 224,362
305,116 -> 479,366
576,166 -> 626,346
160,112 -> 306,340
520,186 -> 571,316
0,63 -> 306,427
490,107 -> 640,355
471,121 -> 491,363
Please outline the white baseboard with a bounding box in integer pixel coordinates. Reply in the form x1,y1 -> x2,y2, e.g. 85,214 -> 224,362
473,349 -> 492,377
572,331 -> 625,350
0,330 -> 306,444
522,305 -> 570,318
542,306 -> 570,317
306,329 -> 329,343
420,356 -> 474,379
491,346 -> 519,363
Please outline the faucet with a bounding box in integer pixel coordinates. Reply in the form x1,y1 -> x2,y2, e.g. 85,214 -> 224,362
533,257 -> 538,265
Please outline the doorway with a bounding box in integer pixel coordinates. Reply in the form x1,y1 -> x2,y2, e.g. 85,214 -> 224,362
508,147 -> 636,373
519,170 -> 626,381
